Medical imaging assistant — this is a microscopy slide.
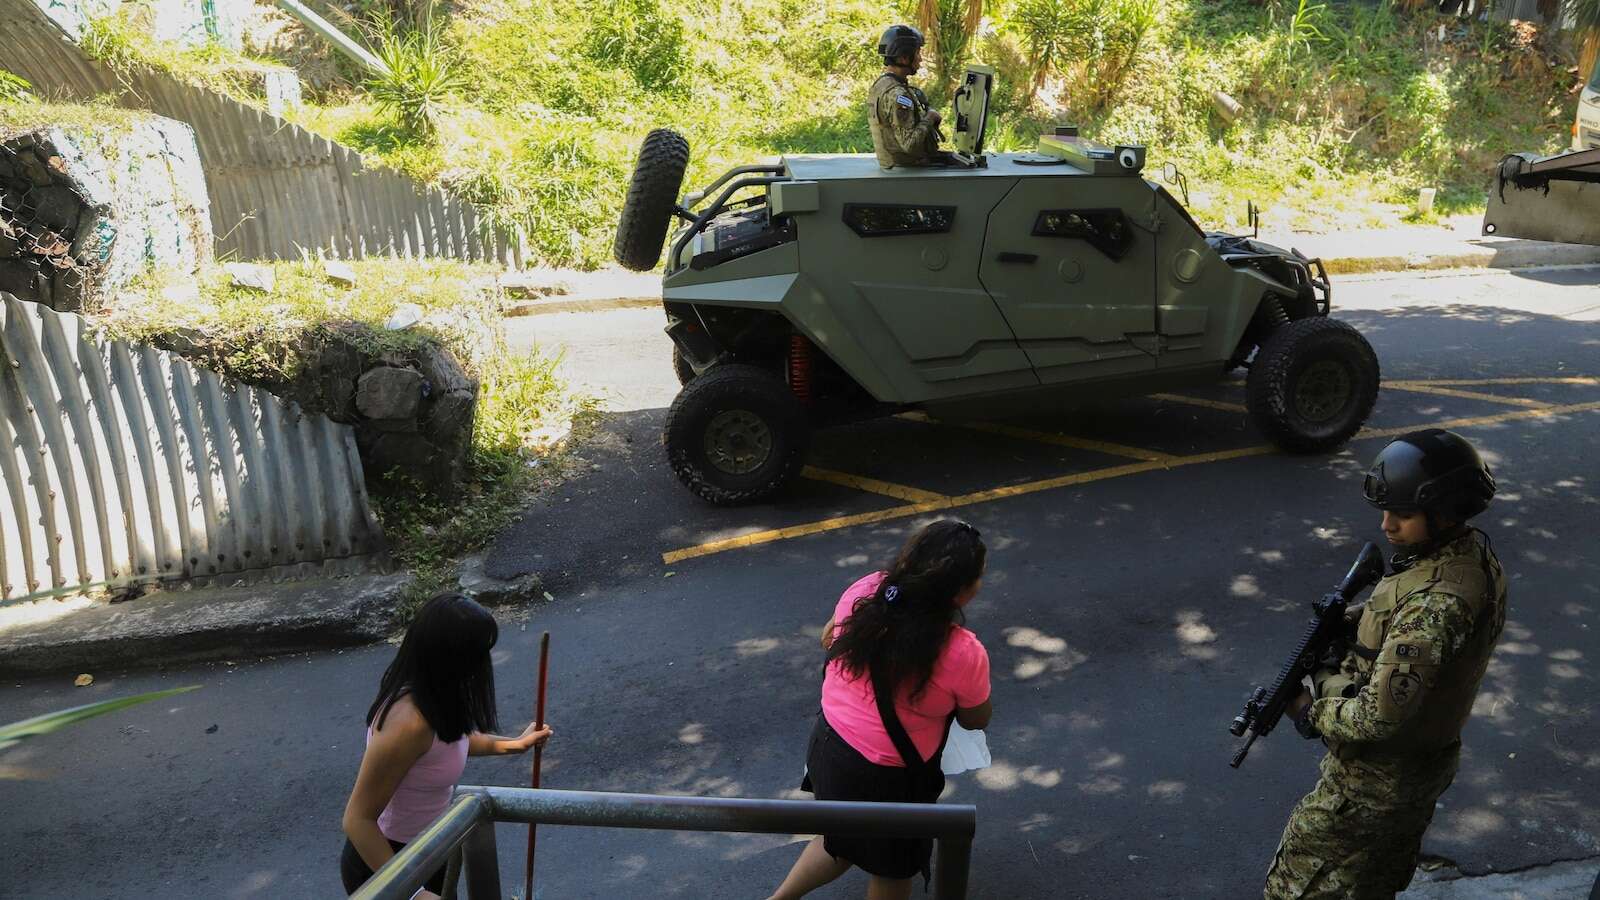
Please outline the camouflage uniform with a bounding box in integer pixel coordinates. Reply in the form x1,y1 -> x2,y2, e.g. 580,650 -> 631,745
867,73 -> 941,168
1264,531 -> 1507,900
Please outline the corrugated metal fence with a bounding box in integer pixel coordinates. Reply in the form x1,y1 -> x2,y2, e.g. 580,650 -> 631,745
0,292 -> 388,604
2,0 -> 524,266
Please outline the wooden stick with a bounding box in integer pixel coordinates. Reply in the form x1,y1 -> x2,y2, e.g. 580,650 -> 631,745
523,631 -> 550,900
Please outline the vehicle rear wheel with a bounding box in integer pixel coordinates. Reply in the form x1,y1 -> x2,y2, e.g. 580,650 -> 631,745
663,364 -> 809,505
614,129 -> 690,272
672,344 -> 696,386
1247,317 -> 1379,453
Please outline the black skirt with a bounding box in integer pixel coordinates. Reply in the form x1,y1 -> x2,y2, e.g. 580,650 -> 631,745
800,712 -> 945,882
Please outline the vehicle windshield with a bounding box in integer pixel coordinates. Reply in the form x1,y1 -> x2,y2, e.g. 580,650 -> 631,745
1589,57 -> 1600,92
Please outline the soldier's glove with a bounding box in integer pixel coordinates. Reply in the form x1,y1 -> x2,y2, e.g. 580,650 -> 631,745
1312,668 -> 1359,701
1292,704 -> 1321,740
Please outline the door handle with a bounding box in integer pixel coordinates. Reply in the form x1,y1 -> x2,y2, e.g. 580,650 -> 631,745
997,251 -> 1037,263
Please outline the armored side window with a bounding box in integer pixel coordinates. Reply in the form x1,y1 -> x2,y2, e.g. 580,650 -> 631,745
842,204 -> 956,237
1032,209 -> 1134,260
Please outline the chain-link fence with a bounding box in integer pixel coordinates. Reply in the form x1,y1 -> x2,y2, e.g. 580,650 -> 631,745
0,139 -> 94,313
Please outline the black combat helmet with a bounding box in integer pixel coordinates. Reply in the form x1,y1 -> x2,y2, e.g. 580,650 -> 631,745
1362,428 -> 1496,521
878,24 -> 925,66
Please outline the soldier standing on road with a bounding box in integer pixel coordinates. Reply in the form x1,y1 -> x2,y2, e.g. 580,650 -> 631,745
868,25 -> 944,169
1265,429 -> 1508,900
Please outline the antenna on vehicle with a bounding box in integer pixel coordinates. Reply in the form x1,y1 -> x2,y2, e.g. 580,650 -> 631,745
1247,200 -> 1260,239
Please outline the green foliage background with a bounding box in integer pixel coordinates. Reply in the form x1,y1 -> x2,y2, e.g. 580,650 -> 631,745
86,0 -> 1587,266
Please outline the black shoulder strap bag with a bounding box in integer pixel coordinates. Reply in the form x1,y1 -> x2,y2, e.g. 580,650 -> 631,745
869,663 -> 955,795
869,663 -> 955,889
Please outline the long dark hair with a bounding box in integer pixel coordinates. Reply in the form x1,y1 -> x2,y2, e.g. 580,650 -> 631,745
367,593 -> 500,742
828,520 -> 986,701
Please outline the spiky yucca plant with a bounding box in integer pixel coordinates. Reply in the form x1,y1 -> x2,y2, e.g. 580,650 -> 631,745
364,10 -> 466,140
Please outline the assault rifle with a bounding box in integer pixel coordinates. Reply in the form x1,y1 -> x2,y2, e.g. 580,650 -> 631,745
1228,542 -> 1386,768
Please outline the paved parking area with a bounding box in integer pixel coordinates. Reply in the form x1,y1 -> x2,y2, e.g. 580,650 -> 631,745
662,376 -> 1600,565
3,269 -> 1597,898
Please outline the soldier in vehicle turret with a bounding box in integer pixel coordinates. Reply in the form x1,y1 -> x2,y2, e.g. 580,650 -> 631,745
867,25 -> 944,169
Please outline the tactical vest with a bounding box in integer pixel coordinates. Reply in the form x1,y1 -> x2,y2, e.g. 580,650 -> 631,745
1332,533 -> 1507,762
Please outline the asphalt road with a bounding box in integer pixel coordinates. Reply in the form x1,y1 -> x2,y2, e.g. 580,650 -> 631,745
4,266 -> 1599,899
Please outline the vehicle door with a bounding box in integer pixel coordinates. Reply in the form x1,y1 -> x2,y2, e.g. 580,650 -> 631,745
802,171 -> 1039,403
978,176 -> 1157,383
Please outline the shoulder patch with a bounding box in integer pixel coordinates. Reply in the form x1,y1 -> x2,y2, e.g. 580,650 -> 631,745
896,94 -> 915,108
1388,671 -> 1422,707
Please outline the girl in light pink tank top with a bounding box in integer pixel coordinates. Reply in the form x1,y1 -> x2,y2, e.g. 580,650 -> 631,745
341,594 -> 553,898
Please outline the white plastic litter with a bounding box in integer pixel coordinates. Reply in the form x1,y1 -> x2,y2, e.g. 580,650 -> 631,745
385,303 -> 423,330
941,723 -> 991,775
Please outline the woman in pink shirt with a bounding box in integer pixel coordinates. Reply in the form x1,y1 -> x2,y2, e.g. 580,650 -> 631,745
340,594 -> 553,898
771,520 -> 992,900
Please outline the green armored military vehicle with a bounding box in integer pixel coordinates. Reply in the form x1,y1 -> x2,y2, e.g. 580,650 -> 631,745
615,67 -> 1380,504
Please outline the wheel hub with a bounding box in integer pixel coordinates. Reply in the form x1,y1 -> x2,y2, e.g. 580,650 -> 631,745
1294,359 -> 1353,423
704,409 -> 772,475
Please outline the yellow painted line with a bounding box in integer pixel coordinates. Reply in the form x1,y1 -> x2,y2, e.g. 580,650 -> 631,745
1356,398 -> 1600,442
897,411 -> 1175,461
1384,382 -> 1547,408
800,465 -> 947,504
662,398 -> 1600,565
1148,393 -> 1249,413
1407,377 -> 1597,387
662,501 -> 948,564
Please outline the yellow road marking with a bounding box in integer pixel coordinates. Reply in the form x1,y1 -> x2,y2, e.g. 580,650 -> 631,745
801,466 -> 947,504
662,501 -> 945,564
1148,393 -> 1249,413
897,411 -> 1175,461
1355,398 -> 1600,441
1409,377 -> 1599,387
1383,382 -> 1547,408
662,398 -> 1600,565
1220,376 -> 1594,389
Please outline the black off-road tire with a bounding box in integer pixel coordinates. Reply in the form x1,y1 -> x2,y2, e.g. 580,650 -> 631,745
1247,317 -> 1379,453
614,129 -> 690,272
663,364 -> 809,505
671,344 -> 696,386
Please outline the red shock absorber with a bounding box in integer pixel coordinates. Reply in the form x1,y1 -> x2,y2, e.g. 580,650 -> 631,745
788,333 -> 813,405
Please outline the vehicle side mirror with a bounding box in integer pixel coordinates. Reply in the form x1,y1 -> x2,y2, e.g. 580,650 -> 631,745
1161,162 -> 1190,207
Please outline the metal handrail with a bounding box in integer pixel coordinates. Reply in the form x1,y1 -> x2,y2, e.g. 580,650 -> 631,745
668,175 -> 789,273
352,785 -> 977,900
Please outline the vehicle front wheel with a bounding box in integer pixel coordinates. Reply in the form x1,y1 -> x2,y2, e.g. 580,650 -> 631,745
1246,317 -> 1379,453
663,364 -> 810,505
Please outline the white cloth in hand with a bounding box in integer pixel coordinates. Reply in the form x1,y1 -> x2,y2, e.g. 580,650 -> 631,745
941,723 -> 991,775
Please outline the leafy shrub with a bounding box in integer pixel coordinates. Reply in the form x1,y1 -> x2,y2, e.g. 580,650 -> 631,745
0,70 -> 32,103
1007,0 -> 1160,112
583,0 -> 690,94
365,12 -> 467,139
1386,69 -> 1453,169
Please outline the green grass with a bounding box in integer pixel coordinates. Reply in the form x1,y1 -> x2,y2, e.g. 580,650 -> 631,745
78,11 -> 295,106
0,95 -> 145,135
258,0 -> 1578,267
373,353 -> 598,619
103,257 -> 508,381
